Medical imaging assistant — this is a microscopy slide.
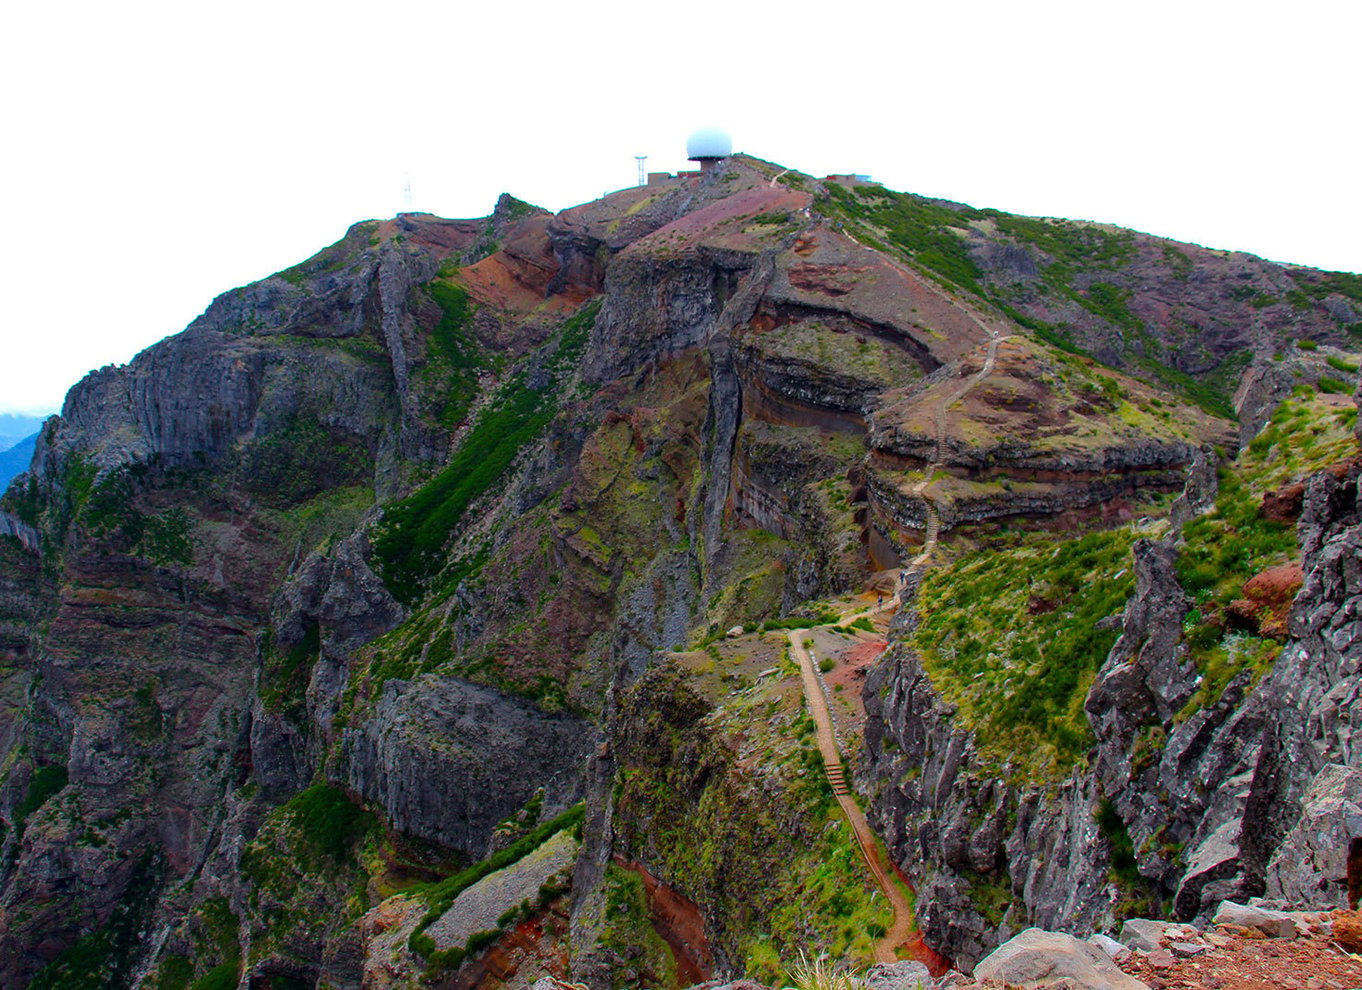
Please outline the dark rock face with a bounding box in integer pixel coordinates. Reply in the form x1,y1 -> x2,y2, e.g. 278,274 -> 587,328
863,631 -> 1115,970
341,675 -> 594,856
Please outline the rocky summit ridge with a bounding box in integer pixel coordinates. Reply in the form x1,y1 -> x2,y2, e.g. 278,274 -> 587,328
0,155 -> 1359,990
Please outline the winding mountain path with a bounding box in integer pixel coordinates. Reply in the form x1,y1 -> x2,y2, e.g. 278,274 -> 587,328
787,625 -> 913,963
900,327 -> 1009,584
778,300 -> 1009,962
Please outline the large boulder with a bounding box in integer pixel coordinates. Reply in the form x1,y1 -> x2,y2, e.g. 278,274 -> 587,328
1212,900 -> 1298,938
864,959 -> 936,990
973,928 -> 1151,989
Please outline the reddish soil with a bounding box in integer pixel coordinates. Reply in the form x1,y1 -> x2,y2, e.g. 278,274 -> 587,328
1350,841 -> 1362,912
460,226 -> 583,315
632,185 -> 811,249
615,857 -> 713,985
374,214 -> 484,252
902,931 -> 952,978
1116,931 -> 1362,990
443,902 -> 572,990
825,638 -> 887,693
787,262 -> 875,297
817,633 -> 888,738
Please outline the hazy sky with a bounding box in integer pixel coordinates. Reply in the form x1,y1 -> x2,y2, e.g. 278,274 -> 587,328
1,0 -> 1357,416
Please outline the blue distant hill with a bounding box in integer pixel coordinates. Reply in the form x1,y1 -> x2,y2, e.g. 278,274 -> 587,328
0,414 -> 48,449
0,433 -> 37,492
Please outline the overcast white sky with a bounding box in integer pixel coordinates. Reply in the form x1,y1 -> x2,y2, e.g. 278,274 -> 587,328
1,0 -> 1356,416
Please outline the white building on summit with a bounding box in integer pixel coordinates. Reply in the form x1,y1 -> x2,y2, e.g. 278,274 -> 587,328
686,127 -> 732,170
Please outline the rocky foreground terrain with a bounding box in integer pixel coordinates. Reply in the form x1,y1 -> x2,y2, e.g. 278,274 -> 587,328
0,155 -> 1359,989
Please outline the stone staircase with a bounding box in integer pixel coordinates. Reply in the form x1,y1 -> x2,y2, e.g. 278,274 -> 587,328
824,760 -> 851,797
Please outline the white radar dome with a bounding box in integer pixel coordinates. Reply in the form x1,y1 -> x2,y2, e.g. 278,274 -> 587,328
687,127 -> 733,160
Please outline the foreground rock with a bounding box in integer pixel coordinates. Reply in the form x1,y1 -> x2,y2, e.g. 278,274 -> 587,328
1211,901 -> 1299,938
973,928 -> 1151,989
864,959 -> 937,990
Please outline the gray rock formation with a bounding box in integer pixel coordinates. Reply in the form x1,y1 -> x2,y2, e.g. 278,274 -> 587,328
864,388 -> 1362,966
864,959 -> 937,990
974,928 -> 1150,989
1210,900 -> 1297,938
341,675 -> 594,856
1264,763 -> 1362,908
427,830 -> 577,951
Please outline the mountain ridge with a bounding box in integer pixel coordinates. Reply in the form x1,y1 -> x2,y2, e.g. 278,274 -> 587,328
0,155 -> 1358,990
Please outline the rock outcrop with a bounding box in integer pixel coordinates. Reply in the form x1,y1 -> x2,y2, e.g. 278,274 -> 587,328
863,374 -> 1362,968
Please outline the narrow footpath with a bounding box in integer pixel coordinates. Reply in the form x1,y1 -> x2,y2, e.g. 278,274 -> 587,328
783,311 -> 1008,963
901,326 -> 1008,585
788,625 -> 914,963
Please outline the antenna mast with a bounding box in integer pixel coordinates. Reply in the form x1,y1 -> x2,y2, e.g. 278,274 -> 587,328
635,156 -> 647,187
402,175 -> 414,212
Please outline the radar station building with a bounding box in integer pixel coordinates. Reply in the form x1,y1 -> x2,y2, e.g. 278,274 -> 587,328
687,127 -> 733,171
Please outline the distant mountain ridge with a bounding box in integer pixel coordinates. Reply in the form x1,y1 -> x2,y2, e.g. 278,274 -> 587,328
0,433 -> 37,490
0,414 -> 48,451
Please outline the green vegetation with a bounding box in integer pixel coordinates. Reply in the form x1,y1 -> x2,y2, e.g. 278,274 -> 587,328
259,625 -> 319,723
277,483 -> 375,559
1290,269 -> 1362,307
239,784 -> 379,972
273,221 -> 378,288
243,784 -> 374,888
991,215 -> 1136,277
1096,799 -> 1138,887
290,784 -> 371,862
963,866 -> 1013,928
148,898 -> 243,990
1326,355 -> 1360,374
1079,282 -> 1139,330
914,528 -> 1140,778
785,952 -> 864,990
759,610 -> 840,632
237,414 -> 370,507
818,181 -> 1243,418
495,194 -> 543,221
9,763 -> 68,844
55,464 -> 198,565
611,666 -> 891,984
1162,244 -> 1194,280
373,303 -> 597,604
147,956 -> 194,990
1175,393 -> 1358,714
821,183 -> 986,294
598,865 -> 678,989
1095,797 -> 1158,917
419,281 -> 485,430
1126,348 -> 1238,420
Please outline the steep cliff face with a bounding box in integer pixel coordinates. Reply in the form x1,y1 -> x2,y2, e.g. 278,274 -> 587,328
0,156 -> 1359,989
862,384 -> 1362,970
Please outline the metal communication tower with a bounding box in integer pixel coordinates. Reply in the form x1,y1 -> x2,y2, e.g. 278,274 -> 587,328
403,175 -> 414,212
635,156 -> 647,187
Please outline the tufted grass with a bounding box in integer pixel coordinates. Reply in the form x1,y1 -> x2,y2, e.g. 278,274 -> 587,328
914,526 -> 1139,780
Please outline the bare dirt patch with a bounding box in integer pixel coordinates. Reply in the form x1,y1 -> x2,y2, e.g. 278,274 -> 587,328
1117,930 -> 1362,990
